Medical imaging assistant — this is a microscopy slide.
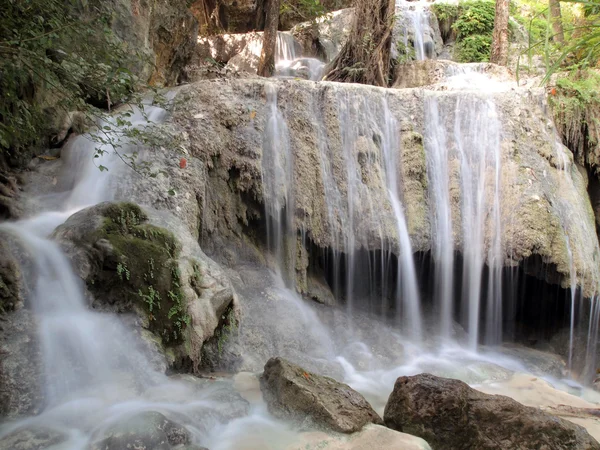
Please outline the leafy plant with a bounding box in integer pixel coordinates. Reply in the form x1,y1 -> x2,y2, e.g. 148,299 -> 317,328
456,34 -> 493,62
280,0 -> 326,23
431,0 -> 496,63
0,0 -> 144,155
452,1 -> 496,37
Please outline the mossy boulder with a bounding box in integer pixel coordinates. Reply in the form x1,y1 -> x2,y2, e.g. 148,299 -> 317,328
85,202 -> 190,344
53,201 -> 236,371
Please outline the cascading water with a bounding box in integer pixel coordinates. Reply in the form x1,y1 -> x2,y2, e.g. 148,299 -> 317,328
5,30 -> 600,448
395,0 -> 441,61
423,91 -> 503,349
424,94 -> 454,340
261,84 -> 295,284
381,99 -> 423,341
0,104 -> 291,449
305,88 -> 425,339
275,32 -> 325,81
406,6 -> 427,60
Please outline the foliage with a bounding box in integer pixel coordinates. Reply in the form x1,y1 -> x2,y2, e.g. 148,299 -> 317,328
431,0 -> 495,63
280,0 -> 326,22
0,0 -> 147,157
431,3 -> 460,41
453,1 -> 496,37
456,34 -> 493,62
396,40 -> 416,64
0,0 -> 178,176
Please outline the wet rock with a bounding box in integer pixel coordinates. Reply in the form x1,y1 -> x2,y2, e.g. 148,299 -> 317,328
497,344 -> 567,379
0,426 -> 66,450
393,60 -> 514,89
90,411 -> 190,450
291,9 -> 354,61
260,357 -> 383,433
173,76 -> 600,297
384,373 -> 600,450
0,308 -> 43,418
0,238 -> 23,313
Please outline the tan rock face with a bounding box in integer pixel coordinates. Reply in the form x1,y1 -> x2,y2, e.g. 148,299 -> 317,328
172,76 -> 600,297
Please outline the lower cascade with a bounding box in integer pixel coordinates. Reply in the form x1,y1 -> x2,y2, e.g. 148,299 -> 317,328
4,3 -> 600,450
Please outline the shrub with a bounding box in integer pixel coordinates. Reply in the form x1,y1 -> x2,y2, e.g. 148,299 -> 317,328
456,34 -> 493,62
431,0 -> 495,63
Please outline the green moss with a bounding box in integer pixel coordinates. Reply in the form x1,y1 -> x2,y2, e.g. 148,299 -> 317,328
90,202 -> 194,345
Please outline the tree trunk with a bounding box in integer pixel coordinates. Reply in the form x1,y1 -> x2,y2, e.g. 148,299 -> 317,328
258,0 -> 280,77
190,0 -> 225,35
323,0 -> 395,87
549,0 -> 565,43
490,0 -> 510,66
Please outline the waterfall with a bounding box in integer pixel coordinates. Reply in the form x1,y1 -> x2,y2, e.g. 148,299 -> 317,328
381,99 -> 422,341
406,7 -> 427,60
275,32 -> 325,81
424,92 -> 503,349
424,95 -> 454,340
0,105 -> 169,403
261,84 -> 295,285
262,84 -> 422,342
396,0 -> 439,61
276,32 -> 297,64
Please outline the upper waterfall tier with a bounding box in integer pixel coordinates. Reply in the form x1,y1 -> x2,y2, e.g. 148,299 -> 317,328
174,77 -> 600,298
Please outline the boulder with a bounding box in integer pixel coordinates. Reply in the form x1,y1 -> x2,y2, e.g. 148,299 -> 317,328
383,373 -> 600,450
0,238 -> 23,313
260,357 -> 382,433
90,411 -> 190,450
53,201 -> 237,372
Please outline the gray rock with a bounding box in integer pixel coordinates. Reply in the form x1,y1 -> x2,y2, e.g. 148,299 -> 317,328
90,411 -> 190,450
260,357 -> 383,433
384,373 -> 600,450
0,426 -> 66,450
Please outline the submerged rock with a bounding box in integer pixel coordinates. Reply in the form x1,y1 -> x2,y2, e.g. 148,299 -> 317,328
384,373 -> 600,450
90,411 -> 190,450
260,357 -> 382,433
0,426 -> 66,450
